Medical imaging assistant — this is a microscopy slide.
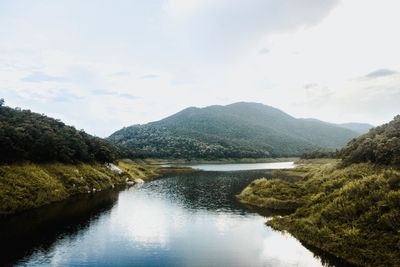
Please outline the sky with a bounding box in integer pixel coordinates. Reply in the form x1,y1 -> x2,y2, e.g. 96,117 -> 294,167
1,0 -> 399,137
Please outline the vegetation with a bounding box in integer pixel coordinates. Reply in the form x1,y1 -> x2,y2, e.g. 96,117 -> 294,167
0,160 -> 196,215
237,115 -> 400,266
340,115 -> 400,166
0,105 -> 122,164
108,102 -> 360,159
0,103 -> 197,214
133,157 -> 298,165
0,162 -> 128,214
117,158 -> 196,181
300,150 -> 337,159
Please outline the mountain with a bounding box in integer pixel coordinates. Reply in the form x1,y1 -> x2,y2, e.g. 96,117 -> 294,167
108,102 -> 362,159
337,122 -> 374,134
0,105 -> 120,163
299,118 -> 373,135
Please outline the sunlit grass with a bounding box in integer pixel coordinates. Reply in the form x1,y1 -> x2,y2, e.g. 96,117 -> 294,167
237,162 -> 400,266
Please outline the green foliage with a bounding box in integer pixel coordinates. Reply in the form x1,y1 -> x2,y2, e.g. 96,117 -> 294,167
238,163 -> 400,266
237,178 -> 306,210
0,105 -> 121,163
108,102 -> 359,159
0,162 -> 130,214
339,115 -> 400,166
0,160 -> 197,214
300,150 -> 337,159
240,114 -> 400,265
118,159 -> 197,180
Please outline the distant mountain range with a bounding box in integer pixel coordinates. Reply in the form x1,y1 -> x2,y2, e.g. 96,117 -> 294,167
337,122 -> 374,134
108,102 -> 371,159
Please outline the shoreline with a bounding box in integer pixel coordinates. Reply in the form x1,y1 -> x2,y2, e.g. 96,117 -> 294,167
0,160 -> 198,215
133,157 -> 299,165
236,159 -> 400,266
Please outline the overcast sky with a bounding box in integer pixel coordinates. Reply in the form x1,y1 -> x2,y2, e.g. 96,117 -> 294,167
1,0 -> 399,137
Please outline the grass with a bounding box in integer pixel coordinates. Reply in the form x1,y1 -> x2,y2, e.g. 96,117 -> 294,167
294,158 -> 339,166
117,158 -> 197,181
237,161 -> 400,266
0,159 -> 198,215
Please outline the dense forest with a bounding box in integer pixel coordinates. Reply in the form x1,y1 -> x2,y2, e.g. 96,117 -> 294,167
108,102 -> 362,159
237,115 -> 400,266
340,115 -> 400,166
300,150 -> 337,159
0,104 -> 124,164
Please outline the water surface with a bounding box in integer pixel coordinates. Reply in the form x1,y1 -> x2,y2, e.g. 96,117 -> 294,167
163,161 -> 295,171
0,163 -> 348,267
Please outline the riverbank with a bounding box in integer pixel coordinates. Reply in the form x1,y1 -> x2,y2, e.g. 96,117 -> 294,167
133,157 -> 298,165
0,160 -> 197,215
237,159 -> 400,266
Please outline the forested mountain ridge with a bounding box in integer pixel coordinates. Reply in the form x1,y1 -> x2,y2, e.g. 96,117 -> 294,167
0,105 -> 119,163
108,102 -> 361,159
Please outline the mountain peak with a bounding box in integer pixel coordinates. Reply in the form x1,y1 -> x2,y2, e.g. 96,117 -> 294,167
108,103 -> 363,159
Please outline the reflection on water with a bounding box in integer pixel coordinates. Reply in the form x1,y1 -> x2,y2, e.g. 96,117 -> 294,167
0,189 -> 120,267
0,165 -> 349,267
164,161 -> 296,171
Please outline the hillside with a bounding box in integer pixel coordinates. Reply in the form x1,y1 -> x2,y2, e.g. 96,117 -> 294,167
0,104 -> 124,214
301,118 -> 373,135
237,115 -> 400,266
108,102 -> 361,159
337,122 -> 374,134
0,104 -> 152,214
0,105 -> 123,164
340,115 -> 400,165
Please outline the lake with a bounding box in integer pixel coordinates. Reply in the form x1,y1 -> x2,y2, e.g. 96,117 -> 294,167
0,162 -> 348,267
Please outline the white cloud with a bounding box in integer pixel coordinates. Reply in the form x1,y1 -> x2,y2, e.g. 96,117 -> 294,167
0,0 -> 399,136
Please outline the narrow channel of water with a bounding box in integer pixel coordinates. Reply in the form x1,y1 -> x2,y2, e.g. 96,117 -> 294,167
0,163 -> 348,266
163,161 -> 296,171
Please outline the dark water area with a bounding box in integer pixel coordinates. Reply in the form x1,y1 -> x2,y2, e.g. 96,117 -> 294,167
0,164 -> 351,267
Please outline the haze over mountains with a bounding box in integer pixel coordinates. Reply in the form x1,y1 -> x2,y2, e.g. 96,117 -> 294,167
108,102 -> 370,159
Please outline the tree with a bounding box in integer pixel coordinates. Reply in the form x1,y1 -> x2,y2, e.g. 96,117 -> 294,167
0,98 -> 4,106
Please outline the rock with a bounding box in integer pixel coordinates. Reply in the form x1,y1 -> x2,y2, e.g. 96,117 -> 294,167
105,163 -> 124,174
126,181 -> 135,186
134,178 -> 144,184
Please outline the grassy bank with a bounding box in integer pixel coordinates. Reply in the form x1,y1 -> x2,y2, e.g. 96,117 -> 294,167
133,157 -> 298,165
237,161 -> 400,266
0,160 -> 197,215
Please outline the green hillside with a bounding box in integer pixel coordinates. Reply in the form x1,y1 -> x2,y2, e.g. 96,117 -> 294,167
0,105 -> 124,164
237,115 -> 400,266
108,102 -> 360,159
340,115 -> 400,165
0,104 -> 194,214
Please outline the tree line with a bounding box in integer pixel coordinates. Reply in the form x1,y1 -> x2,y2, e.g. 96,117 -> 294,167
339,115 -> 400,166
0,104 -> 121,164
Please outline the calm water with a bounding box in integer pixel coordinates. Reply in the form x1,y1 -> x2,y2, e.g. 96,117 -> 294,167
163,161 -> 296,171
0,163 -> 349,267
